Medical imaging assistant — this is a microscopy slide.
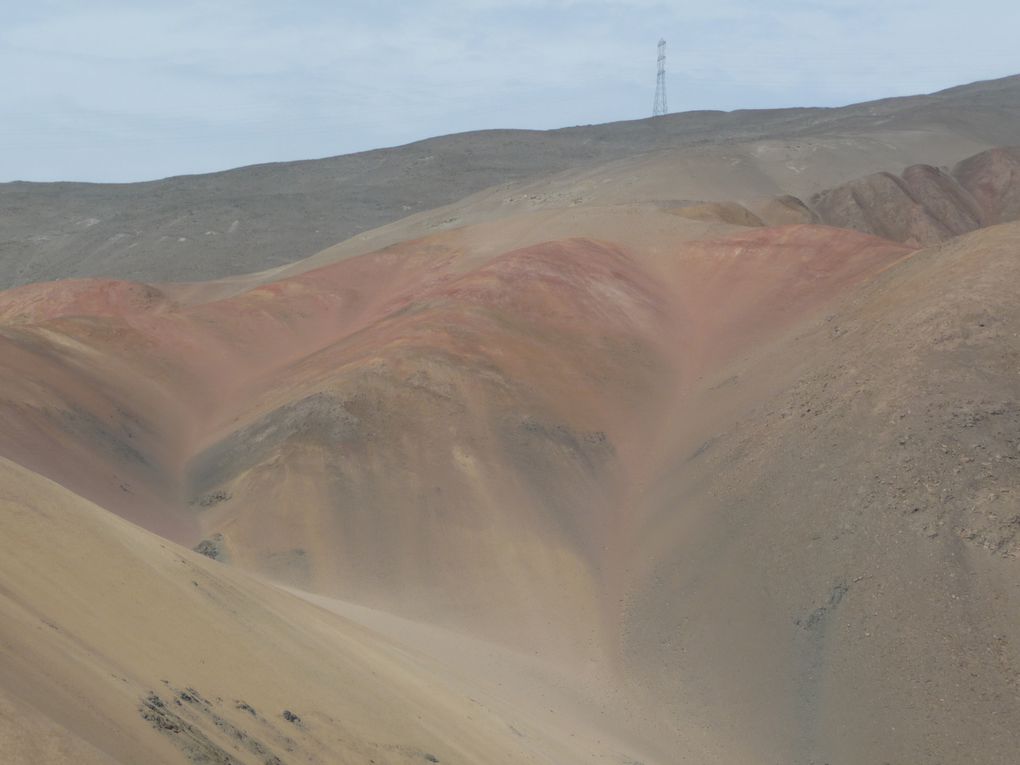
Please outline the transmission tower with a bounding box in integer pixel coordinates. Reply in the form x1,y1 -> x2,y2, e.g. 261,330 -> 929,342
653,38 -> 668,117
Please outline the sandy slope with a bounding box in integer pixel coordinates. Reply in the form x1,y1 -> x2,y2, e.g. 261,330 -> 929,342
0,456 -> 658,765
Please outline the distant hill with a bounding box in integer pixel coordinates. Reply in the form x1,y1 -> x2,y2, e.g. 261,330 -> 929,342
811,146 -> 1020,244
1,74 -> 1019,288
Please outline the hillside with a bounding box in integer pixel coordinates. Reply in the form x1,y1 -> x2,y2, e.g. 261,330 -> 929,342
812,146 -> 1020,244
0,457 -> 653,764
2,77 -> 1020,764
2,74 -> 1020,288
4,217 -> 1020,761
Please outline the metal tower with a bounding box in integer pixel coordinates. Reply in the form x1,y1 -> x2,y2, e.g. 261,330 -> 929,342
653,39 -> 668,117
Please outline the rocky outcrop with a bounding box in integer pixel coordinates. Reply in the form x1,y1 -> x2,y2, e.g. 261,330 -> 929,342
810,147 -> 1020,245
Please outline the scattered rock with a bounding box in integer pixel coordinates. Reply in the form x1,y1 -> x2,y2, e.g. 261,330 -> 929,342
193,533 -> 226,561
139,691 -> 241,764
797,582 -> 849,630
193,490 -> 232,508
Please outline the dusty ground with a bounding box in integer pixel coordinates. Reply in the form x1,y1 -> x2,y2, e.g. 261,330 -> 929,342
0,456 -> 655,764
1,82 -> 1020,764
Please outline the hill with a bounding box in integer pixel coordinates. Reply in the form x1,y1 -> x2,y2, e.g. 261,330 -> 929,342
0,456 -> 652,764
2,74 -> 1020,287
3,77 -> 1020,764
4,214 -> 1020,762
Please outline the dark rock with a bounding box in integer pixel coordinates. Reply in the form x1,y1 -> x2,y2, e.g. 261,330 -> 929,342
193,533 -> 226,561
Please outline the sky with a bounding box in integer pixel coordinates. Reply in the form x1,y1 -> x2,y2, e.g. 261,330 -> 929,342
1,0 -> 1018,183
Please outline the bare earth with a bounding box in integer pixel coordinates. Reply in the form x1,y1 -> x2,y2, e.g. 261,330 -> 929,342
2,77 -> 1020,764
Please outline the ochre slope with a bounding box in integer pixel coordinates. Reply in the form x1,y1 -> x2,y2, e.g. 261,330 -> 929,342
0,223 -> 912,662
0,456 -> 655,765
7,216 -> 1020,763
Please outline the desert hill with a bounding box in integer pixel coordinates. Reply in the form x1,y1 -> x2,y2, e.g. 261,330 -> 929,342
0,456 -> 655,764
2,74 -> 1020,288
2,76 -> 1020,764
812,146 -> 1020,244
619,219 -> 1020,763
3,220 -> 1020,763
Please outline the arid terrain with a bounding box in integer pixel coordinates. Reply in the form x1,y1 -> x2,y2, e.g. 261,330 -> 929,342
3,74 -> 1020,288
2,75 -> 1020,764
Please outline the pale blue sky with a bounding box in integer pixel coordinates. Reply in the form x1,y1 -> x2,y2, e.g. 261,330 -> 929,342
1,0 -> 1018,182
